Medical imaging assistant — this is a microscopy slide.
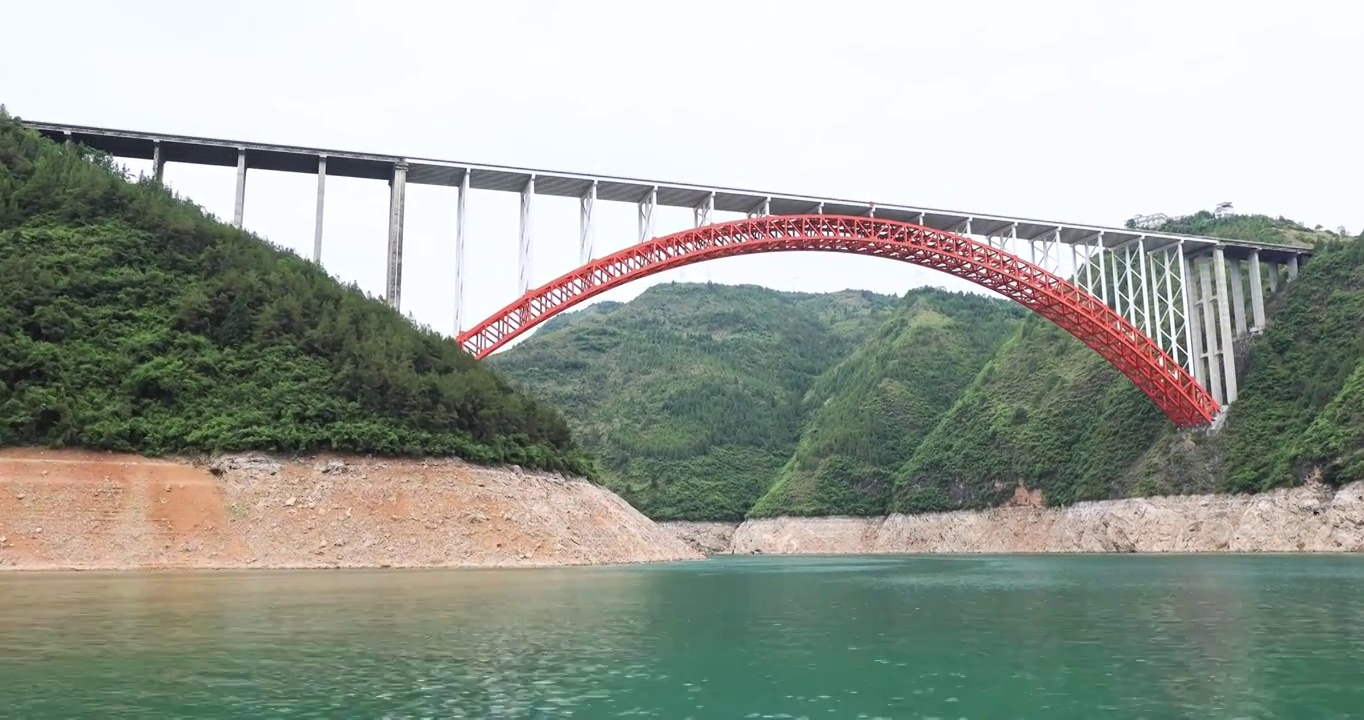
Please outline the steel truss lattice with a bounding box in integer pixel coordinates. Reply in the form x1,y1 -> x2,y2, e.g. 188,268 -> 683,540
456,215 -> 1219,427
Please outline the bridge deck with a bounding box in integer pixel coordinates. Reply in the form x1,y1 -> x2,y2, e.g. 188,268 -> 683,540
22,119 -> 1310,262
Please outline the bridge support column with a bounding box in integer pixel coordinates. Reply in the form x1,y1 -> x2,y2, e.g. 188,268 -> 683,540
1228,256 -> 1247,336
693,192 -> 714,228
519,175 -> 535,297
579,180 -> 596,264
152,140 -> 165,183
637,186 -> 656,243
313,155 -> 326,265
232,147 -> 246,229
455,170 -> 469,334
1288,255 -> 1300,280
1176,242 -> 1198,374
1212,247 -> 1238,405
1195,255 -> 1224,404
1268,263 -> 1279,293
1248,251 -> 1267,332
385,161 -> 408,310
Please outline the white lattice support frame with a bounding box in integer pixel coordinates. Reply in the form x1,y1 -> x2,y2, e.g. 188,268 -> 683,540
1028,227 -> 1062,277
518,175 -> 534,297
693,191 -> 715,228
747,197 -> 772,218
638,186 -> 657,243
580,180 -> 597,264
1129,235 -> 1151,338
1145,241 -> 1189,369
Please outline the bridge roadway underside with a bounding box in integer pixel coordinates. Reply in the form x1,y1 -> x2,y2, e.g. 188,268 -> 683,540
29,120 -> 1309,264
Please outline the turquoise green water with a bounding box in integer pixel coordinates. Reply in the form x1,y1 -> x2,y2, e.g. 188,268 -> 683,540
2,555 -> 1363,718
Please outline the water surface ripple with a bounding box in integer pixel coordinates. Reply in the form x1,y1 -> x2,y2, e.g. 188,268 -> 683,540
2,554 -> 1362,718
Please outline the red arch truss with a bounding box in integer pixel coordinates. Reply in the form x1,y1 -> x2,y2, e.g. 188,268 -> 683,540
457,215 -> 1220,427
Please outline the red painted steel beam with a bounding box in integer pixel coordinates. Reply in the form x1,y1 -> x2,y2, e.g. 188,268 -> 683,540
456,216 -> 1220,427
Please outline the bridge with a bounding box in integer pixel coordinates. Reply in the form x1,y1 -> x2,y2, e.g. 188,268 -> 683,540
23,120 -> 1313,427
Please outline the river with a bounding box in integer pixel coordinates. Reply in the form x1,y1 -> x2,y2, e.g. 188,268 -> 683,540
2,555 -> 1362,718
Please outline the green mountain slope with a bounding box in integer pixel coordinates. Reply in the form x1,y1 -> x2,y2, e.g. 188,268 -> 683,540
0,111 -> 588,474
895,213 -> 1355,513
749,290 -> 1023,517
1221,236 -> 1364,490
489,283 -> 901,520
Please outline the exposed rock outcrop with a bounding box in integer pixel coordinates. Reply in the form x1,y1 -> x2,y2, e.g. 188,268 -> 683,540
663,481 -> 1364,555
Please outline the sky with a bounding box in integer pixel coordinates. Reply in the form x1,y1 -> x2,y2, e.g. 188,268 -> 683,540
5,0 -> 1361,343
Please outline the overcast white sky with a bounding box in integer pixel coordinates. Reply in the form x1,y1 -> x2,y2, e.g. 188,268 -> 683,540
6,0 -> 1361,341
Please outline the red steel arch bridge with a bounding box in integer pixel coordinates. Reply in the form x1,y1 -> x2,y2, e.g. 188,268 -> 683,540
23,121 -> 1313,428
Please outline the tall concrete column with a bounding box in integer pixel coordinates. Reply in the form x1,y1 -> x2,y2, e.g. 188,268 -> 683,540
385,162 -> 408,310
1288,255 -> 1300,280
152,140 -> 165,183
1228,257 -> 1247,336
313,155 -> 326,264
454,170 -> 469,335
518,175 -> 535,296
1268,263 -> 1279,293
1248,251 -> 1266,332
232,148 -> 247,229
1212,247 -> 1238,405
1197,256 -> 1224,405
1184,255 -> 1208,388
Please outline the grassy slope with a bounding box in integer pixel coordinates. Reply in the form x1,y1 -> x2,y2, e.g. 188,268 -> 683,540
749,290 -> 1023,517
489,283 -> 900,520
0,112 -> 588,474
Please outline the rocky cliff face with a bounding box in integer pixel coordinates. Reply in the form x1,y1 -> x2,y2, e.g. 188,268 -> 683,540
663,480 -> 1364,554
0,449 -> 703,570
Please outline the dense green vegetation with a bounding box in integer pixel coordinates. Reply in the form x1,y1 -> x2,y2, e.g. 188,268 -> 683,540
1220,236 -> 1364,490
894,213 -> 1361,512
0,112 -> 589,473
749,291 -> 1022,517
490,283 -> 901,520
8,102 -> 1358,517
501,208 -> 1362,521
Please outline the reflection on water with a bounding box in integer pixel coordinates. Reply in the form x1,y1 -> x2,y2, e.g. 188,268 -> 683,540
2,555 -> 1363,718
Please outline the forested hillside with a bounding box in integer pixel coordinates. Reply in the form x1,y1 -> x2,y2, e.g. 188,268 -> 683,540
500,209 -> 1361,522
0,111 -> 589,474
894,214 -> 1356,513
749,291 -> 1022,517
489,283 -> 901,519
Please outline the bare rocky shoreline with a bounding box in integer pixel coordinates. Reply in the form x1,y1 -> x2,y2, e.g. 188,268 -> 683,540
663,479 -> 1364,555
4,448 -> 1361,571
0,448 -> 702,570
